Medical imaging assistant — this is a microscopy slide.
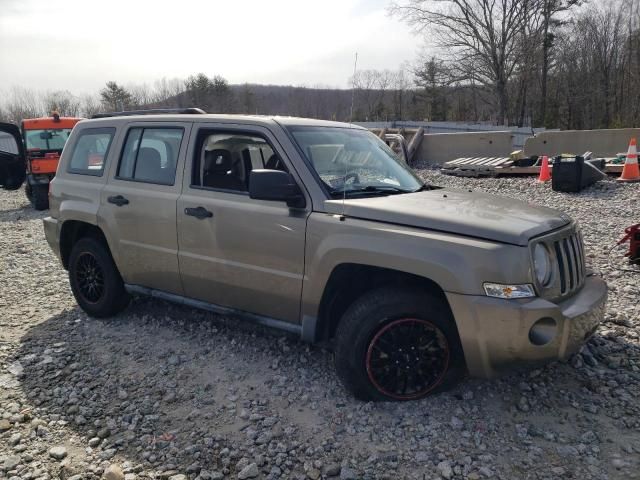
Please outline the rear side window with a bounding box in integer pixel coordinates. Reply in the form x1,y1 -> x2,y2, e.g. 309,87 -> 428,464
117,127 -> 183,185
67,128 -> 115,176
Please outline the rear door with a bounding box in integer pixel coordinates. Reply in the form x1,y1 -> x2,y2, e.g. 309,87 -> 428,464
177,123 -> 310,323
99,121 -> 192,294
0,122 -> 26,190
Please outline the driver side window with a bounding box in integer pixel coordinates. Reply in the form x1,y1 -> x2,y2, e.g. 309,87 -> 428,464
191,131 -> 286,192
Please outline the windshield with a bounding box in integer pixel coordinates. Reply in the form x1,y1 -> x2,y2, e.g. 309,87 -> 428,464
288,126 -> 423,196
24,129 -> 73,150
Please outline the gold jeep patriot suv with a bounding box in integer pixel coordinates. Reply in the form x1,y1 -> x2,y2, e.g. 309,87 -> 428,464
43,109 -> 608,401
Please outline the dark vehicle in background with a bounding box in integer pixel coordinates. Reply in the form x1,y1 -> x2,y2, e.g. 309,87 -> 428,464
0,122 -> 26,191
0,114 -> 82,209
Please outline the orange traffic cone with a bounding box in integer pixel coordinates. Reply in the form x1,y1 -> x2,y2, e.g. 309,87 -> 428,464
618,138 -> 640,182
538,156 -> 552,182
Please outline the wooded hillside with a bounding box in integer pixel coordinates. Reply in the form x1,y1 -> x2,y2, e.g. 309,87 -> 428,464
1,0 -> 637,130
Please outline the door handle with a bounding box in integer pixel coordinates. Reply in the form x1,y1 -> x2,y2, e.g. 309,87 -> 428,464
108,195 -> 129,206
184,206 -> 213,219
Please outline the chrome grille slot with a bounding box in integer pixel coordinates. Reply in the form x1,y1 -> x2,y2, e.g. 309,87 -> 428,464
563,238 -> 575,291
534,227 -> 587,300
554,242 -> 567,293
569,235 -> 581,282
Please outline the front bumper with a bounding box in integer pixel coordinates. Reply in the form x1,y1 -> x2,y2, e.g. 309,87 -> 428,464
446,274 -> 607,378
43,216 -> 61,262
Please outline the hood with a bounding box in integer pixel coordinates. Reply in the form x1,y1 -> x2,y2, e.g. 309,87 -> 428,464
325,188 -> 571,246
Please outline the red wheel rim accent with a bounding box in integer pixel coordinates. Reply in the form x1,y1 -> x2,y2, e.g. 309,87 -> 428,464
365,318 -> 450,400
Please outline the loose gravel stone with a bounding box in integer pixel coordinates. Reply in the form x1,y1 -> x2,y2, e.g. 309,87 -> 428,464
437,460 -> 453,479
339,466 -> 357,480
237,463 -> 259,479
48,446 -> 67,460
3,455 -> 21,471
104,464 -> 125,480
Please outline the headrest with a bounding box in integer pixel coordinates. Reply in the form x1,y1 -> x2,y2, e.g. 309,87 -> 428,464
204,149 -> 232,173
135,147 -> 162,181
265,154 -> 280,169
138,147 -> 161,165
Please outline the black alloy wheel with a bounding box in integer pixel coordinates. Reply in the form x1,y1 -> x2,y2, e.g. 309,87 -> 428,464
334,287 -> 465,401
365,318 -> 450,400
75,252 -> 105,304
68,236 -> 130,317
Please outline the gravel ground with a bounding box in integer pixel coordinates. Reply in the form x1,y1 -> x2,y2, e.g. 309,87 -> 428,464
1,172 -> 639,480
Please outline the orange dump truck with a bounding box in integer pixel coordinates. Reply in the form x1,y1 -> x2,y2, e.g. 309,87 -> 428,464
21,114 -> 82,209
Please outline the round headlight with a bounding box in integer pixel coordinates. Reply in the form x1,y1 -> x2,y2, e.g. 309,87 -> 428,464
533,244 -> 552,286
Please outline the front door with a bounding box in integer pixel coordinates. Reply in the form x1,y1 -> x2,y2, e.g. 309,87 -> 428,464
0,122 -> 26,190
99,122 -> 192,294
177,124 -> 310,323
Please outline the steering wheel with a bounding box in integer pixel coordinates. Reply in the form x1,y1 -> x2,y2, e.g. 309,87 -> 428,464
344,172 -> 360,185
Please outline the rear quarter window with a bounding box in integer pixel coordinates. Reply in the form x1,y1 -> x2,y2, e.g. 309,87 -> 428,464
67,127 -> 115,176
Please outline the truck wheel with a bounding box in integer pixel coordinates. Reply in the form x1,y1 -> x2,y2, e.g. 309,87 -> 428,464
31,184 -> 49,210
3,178 -> 23,191
68,237 -> 130,318
334,287 -> 465,401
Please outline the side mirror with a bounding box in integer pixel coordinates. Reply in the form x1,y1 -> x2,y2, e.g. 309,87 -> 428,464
249,169 -> 306,209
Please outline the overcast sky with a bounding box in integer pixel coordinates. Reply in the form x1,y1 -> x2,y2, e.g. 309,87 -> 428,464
0,0 -> 419,94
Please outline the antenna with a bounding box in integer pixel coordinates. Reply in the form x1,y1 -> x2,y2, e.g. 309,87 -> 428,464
349,53 -> 358,127
341,52 -> 358,221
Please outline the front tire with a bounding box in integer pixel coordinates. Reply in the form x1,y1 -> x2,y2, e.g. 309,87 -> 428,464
334,287 -> 465,401
68,237 -> 130,317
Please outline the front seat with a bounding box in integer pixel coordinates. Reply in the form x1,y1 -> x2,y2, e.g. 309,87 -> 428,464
265,153 -> 285,171
203,149 -> 245,191
135,147 -> 163,182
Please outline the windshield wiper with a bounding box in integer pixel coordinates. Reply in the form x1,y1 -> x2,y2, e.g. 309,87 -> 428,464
330,185 -> 416,197
412,183 -> 438,192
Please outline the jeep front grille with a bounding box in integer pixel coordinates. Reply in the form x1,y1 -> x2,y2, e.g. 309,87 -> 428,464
552,231 -> 586,296
533,226 -> 587,300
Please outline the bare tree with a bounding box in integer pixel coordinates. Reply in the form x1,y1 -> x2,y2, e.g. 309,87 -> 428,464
2,87 -> 44,123
79,94 -> 101,118
152,78 -> 182,106
351,70 -> 380,120
42,90 -> 81,117
351,69 -> 396,120
536,0 -> 584,126
391,0 -> 535,125
391,64 -> 414,119
128,83 -> 153,108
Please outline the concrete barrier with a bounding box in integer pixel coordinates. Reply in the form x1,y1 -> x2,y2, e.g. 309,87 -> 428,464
524,128 -> 640,158
417,131 -> 514,165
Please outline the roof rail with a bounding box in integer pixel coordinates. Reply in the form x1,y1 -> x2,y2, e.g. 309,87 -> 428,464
91,107 -> 206,119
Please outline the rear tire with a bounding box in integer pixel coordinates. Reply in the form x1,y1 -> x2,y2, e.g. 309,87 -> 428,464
68,237 -> 130,318
29,184 -> 49,210
334,287 -> 465,401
